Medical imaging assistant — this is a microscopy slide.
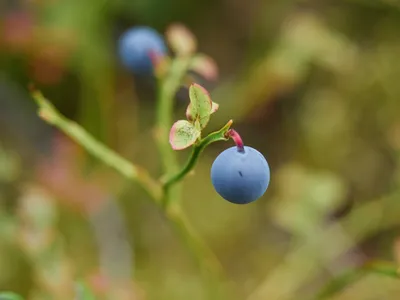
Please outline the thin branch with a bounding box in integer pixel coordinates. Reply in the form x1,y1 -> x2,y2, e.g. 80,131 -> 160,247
314,260 -> 400,300
155,56 -> 193,176
31,89 -> 163,203
163,120 -> 233,190
153,53 -> 230,297
31,88 -> 229,299
166,205 -> 227,299
246,194 -> 400,300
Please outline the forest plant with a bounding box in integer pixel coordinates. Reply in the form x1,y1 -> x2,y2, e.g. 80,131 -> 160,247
25,23 -> 272,299
3,22 -> 394,300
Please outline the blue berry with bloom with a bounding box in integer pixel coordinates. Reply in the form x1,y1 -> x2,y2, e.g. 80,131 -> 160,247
211,131 -> 270,204
118,26 -> 167,75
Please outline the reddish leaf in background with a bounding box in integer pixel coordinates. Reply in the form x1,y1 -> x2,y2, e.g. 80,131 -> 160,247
29,43 -> 70,85
1,10 -> 34,51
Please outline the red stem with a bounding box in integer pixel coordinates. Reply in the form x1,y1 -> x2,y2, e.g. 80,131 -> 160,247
227,129 -> 245,153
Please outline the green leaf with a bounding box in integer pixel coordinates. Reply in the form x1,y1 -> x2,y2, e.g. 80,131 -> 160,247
0,292 -> 24,300
187,83 -> 213,129
169,120 -> 201,150
163,119 -> 233,189
186,101 -> 219,122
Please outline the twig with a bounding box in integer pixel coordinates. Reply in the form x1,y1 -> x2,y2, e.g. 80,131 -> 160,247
163,120 -> 233,189
154,53 -> 231,296
155,56 -> 192,176
314,260 -> 400,300
246,194 -> 400,300
31,88 -> 228,299
31,89 -> 163,203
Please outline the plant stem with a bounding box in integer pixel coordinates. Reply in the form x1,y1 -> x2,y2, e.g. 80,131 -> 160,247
313,260 -> 400,300
31,89 -> 163,203
166,205 -> 226,299
246,194 -> 400,300
154,52 -> 232,295
159,120 -> 233,299
155,55 -> 192,218
156,56 -> 192,176
31,89 -> 229,299
228,129 -> 245,152
163,120 -> 233,189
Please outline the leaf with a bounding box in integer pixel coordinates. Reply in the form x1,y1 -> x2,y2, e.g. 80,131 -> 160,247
169,120 -> 201,150
189,54 -> 219,81
211,101 -> 219,114
187,83 -> 213,129
166,23 -> 197,56
186,100 -> 219,121
0,292 -> 24,300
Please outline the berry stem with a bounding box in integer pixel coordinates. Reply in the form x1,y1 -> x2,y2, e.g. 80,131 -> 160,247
155,56 -> 192,175
163,120 -> 233,189
227,129 -> 245,152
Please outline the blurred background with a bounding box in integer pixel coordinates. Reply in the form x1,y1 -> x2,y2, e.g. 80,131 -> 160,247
1,0 -> 400,299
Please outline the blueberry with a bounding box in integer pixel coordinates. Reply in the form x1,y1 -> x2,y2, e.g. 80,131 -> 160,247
211,146 -> 270,204
118,26 -> 167,75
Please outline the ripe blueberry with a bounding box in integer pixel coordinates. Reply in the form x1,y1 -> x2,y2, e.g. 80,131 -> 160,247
211,146 -> 270,204
118,26 -> 167,75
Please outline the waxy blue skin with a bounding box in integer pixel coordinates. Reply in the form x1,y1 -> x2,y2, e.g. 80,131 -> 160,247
211,146 -> 270,204
118,26 -> 167,75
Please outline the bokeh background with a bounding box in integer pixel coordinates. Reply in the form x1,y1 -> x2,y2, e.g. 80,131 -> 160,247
1,0 -> 400,299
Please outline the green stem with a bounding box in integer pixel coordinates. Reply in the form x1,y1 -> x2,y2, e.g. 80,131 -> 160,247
314,261 -> 400,300
160,117 -> 232,297
163,120 -> 233,190
155,55 -> 192,217
153,52 -> 232,299
166,205 -> 226,299
31,88 -> 229,299
156,56 -> 193,175
31,89 -> 163,203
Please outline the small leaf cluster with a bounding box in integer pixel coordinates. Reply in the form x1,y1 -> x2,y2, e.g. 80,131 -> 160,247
169,83 -> 219,150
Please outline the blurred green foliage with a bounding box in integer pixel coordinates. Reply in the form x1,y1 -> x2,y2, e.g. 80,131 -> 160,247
1,0 -> 400,299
